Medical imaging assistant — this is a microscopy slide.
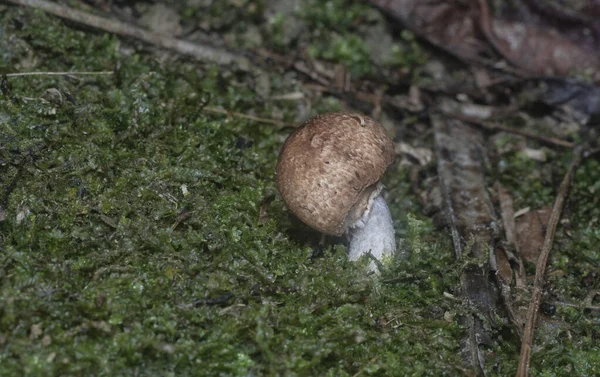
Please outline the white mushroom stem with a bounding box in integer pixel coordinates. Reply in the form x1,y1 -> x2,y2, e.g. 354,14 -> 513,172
346,194 -> 396,270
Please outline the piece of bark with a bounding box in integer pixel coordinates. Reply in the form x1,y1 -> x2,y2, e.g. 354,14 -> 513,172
433,116 -> 500,374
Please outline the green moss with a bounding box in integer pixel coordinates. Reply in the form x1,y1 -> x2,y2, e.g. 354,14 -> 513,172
0,5 -> 466,376
385,31 -> 429,73
307,34 -> 373,77
300,0 -> 372,31
493,148 -> 558,209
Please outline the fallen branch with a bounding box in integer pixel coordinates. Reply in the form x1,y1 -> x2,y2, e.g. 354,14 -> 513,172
516,146 -> 583,377
4,71 -> 113,77
5,0 -> 249,67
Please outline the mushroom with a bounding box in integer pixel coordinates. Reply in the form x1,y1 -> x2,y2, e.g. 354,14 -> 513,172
276,112 -> 396,270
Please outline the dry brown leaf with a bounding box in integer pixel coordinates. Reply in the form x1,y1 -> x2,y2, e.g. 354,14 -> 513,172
370,0 -> 600,78
515,207 -> 552,263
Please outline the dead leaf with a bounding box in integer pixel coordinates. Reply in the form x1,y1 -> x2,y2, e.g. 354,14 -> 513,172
370,0 -> 600,78
495,247 -> 513,284
515,207 -> 551,263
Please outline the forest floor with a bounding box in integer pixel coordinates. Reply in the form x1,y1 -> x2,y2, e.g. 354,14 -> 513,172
0,1 -> 598,376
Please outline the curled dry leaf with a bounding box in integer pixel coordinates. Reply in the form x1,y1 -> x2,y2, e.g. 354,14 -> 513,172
369,0 -> 490,64
477,0 -> 600,78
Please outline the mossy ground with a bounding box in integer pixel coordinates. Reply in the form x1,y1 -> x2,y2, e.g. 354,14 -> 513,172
0,1 -> 598,376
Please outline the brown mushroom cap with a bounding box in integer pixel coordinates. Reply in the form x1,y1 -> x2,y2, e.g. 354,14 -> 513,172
276,112 -> 395,236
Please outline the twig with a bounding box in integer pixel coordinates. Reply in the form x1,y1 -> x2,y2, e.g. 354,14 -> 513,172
495,183 -> 527,290
4,71 -> 113,77
516,147 -> 583,377
203,106 -> 295,128
446,112 -> 576,149
494,183 -> 525,338
5,0 -> 248,67
170,211 -> 192,231
496,183 -> 517,248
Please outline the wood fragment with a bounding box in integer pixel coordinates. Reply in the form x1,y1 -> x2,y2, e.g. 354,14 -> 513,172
496,183 -> 517,248
433,116 -> 500,374
516,147 -> 583,377
494,183 -> 525,337
496,184 -> 527,288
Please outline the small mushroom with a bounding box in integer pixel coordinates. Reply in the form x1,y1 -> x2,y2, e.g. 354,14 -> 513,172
276,112 -> 396,269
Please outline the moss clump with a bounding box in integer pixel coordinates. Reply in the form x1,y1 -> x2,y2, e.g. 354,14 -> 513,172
0,5 -> 466,376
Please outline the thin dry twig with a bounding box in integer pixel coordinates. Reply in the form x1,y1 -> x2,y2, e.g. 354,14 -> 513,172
5,0 -> 248,67
495,183 -> 528,289
446,112 -> 576,149
4,71 -> 113,77
202,106 -> 295,128
497,183 -> 517,248
170,211 -> 192,231
516,147 -> 583,377
494,182 -> 525,337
